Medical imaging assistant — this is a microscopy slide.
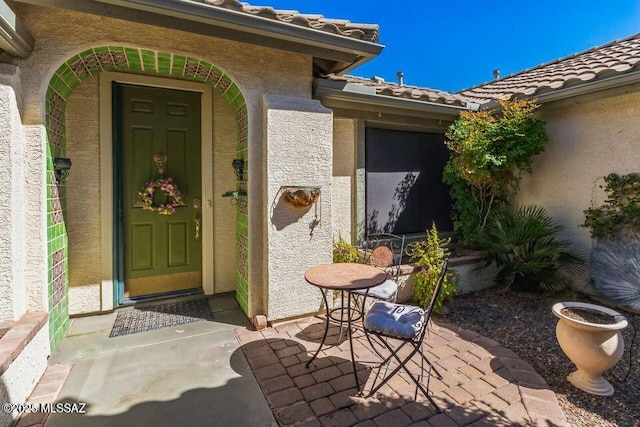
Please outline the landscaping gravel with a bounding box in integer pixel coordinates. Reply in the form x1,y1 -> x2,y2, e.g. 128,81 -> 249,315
435,289 -> 640,427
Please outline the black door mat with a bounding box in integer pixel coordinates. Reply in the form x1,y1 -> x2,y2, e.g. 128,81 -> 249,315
110,299 -> 214,337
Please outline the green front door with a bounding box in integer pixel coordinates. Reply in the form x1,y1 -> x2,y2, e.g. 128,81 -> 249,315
117,84 -> 202,298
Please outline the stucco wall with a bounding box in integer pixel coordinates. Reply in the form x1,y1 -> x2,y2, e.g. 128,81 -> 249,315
14,3 -> 314,317
331,119 -> 356,242
66,75 -> 101,314
0,65 -> 27,322
264,95 -> 333,321
517,87 -> 640,288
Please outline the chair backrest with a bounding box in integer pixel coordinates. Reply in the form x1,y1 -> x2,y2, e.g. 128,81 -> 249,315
417,258 -> 449,341
364,233 -> 405,281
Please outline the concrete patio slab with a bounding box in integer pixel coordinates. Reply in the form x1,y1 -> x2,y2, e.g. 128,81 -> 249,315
42,294 -> 277,427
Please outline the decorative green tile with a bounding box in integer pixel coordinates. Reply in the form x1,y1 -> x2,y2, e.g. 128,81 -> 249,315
157,52 -> 171,74
57,66 -> 81,90
124,48 -> 142,71
48,75 -> 64,94
217,74 -> 233,94
171,55 -> 186,76
93,46 -> 108,53
236,223 -> 248,237
65,55 -> 82,67
210,64 -> 223,75
229,96 -> 245,113
223,83 -> 240,103
141,49 -> 156,72
54,83 -> 72,100
78,48 -> 94,59
235,289 -> 248,313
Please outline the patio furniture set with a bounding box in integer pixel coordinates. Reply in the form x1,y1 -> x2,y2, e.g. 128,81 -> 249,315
303,234 -> 448,413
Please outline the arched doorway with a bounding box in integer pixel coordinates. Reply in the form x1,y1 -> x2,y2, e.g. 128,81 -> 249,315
45,46 -> 249,348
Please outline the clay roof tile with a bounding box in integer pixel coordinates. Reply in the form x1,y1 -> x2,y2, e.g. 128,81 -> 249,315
460,32 -> 640,102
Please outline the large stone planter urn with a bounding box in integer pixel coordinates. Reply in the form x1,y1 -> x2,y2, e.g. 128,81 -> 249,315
552,302 -> 628,396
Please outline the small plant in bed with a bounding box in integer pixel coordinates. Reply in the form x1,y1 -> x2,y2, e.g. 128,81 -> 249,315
407,222 -> 457,313
332,236 -> 359,263
474,204 -> 586,292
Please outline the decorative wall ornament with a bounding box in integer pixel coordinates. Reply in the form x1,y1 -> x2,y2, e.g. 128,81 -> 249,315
153,153 -> 168,177
53,157 -> 72,183
282,186 -> 321,208
137,177 -> 185,215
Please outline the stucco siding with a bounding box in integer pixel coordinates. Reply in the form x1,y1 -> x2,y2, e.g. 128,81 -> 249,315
24,124 -> 48,314
331,119 -> 355,242
517,88 -> 640,287
66,75 -> 101,314
0,66 -> 27,321
264,95 -> 333,321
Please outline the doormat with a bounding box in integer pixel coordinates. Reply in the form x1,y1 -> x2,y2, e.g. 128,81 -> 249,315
109,299 -> 213,337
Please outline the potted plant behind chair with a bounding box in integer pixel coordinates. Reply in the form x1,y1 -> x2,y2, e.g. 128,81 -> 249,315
406,222 -> 457,314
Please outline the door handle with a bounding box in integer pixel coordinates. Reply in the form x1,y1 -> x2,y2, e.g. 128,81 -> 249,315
194,212 -> 201,240
193,197 -> 201,240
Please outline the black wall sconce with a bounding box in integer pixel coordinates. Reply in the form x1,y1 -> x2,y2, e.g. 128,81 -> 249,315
53,157 -> 72,184
232,158 -> 244,181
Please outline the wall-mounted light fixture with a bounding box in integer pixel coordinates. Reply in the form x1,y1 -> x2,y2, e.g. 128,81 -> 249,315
231,158 -> 244,181
53,157 -> 72,184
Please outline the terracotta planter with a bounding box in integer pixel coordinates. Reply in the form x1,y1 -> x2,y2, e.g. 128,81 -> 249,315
282,187 -> 320,207
552,302 -> 628,396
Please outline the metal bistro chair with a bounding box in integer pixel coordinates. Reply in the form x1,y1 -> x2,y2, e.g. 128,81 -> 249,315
353,233 -> 405,305
362,258 -> 448,412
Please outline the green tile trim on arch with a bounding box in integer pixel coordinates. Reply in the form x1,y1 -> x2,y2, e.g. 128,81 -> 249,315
45,46 -> 251,349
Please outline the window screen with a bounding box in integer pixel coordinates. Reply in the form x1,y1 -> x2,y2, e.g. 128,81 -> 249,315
365,128 -> 453,235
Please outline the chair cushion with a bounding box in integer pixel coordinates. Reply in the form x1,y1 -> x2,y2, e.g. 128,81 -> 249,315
364,301 -> 426,340
353,279 -> 398,300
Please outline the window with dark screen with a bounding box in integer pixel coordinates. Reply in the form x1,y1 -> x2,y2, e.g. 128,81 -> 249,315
365,128 -> 453,235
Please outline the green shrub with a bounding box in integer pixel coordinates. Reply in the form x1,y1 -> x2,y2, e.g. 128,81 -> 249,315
406,223 -> 457,313
333,237 -> 359,263
583,173 -> 640,239
474,205 -> 586,292
444,99 -> 548,241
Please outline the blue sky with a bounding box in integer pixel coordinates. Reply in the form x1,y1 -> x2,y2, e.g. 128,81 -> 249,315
262,0 -> 640,92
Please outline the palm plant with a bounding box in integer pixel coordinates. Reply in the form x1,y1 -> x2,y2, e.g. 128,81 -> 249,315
474,205 -> 586,292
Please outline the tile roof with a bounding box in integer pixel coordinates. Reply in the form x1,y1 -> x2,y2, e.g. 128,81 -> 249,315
324,74 -> 469,107
199,0 -> 379,43
460,32 -> 640,103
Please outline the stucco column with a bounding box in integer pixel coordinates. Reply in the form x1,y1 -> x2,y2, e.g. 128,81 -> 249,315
263,95 -> 333,321
0,65 -> 26,321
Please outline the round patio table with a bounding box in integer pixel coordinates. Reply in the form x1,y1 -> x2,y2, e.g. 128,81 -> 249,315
304,263 -> 386,392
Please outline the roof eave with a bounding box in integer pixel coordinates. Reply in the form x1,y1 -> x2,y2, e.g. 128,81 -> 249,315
314,78 -> 471,118
14,0 -> 382,69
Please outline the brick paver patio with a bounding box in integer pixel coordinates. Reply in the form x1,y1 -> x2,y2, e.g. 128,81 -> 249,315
234,316 -> 568,427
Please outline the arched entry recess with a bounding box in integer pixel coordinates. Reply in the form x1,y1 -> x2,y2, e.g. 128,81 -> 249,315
45,46 -> 249,348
